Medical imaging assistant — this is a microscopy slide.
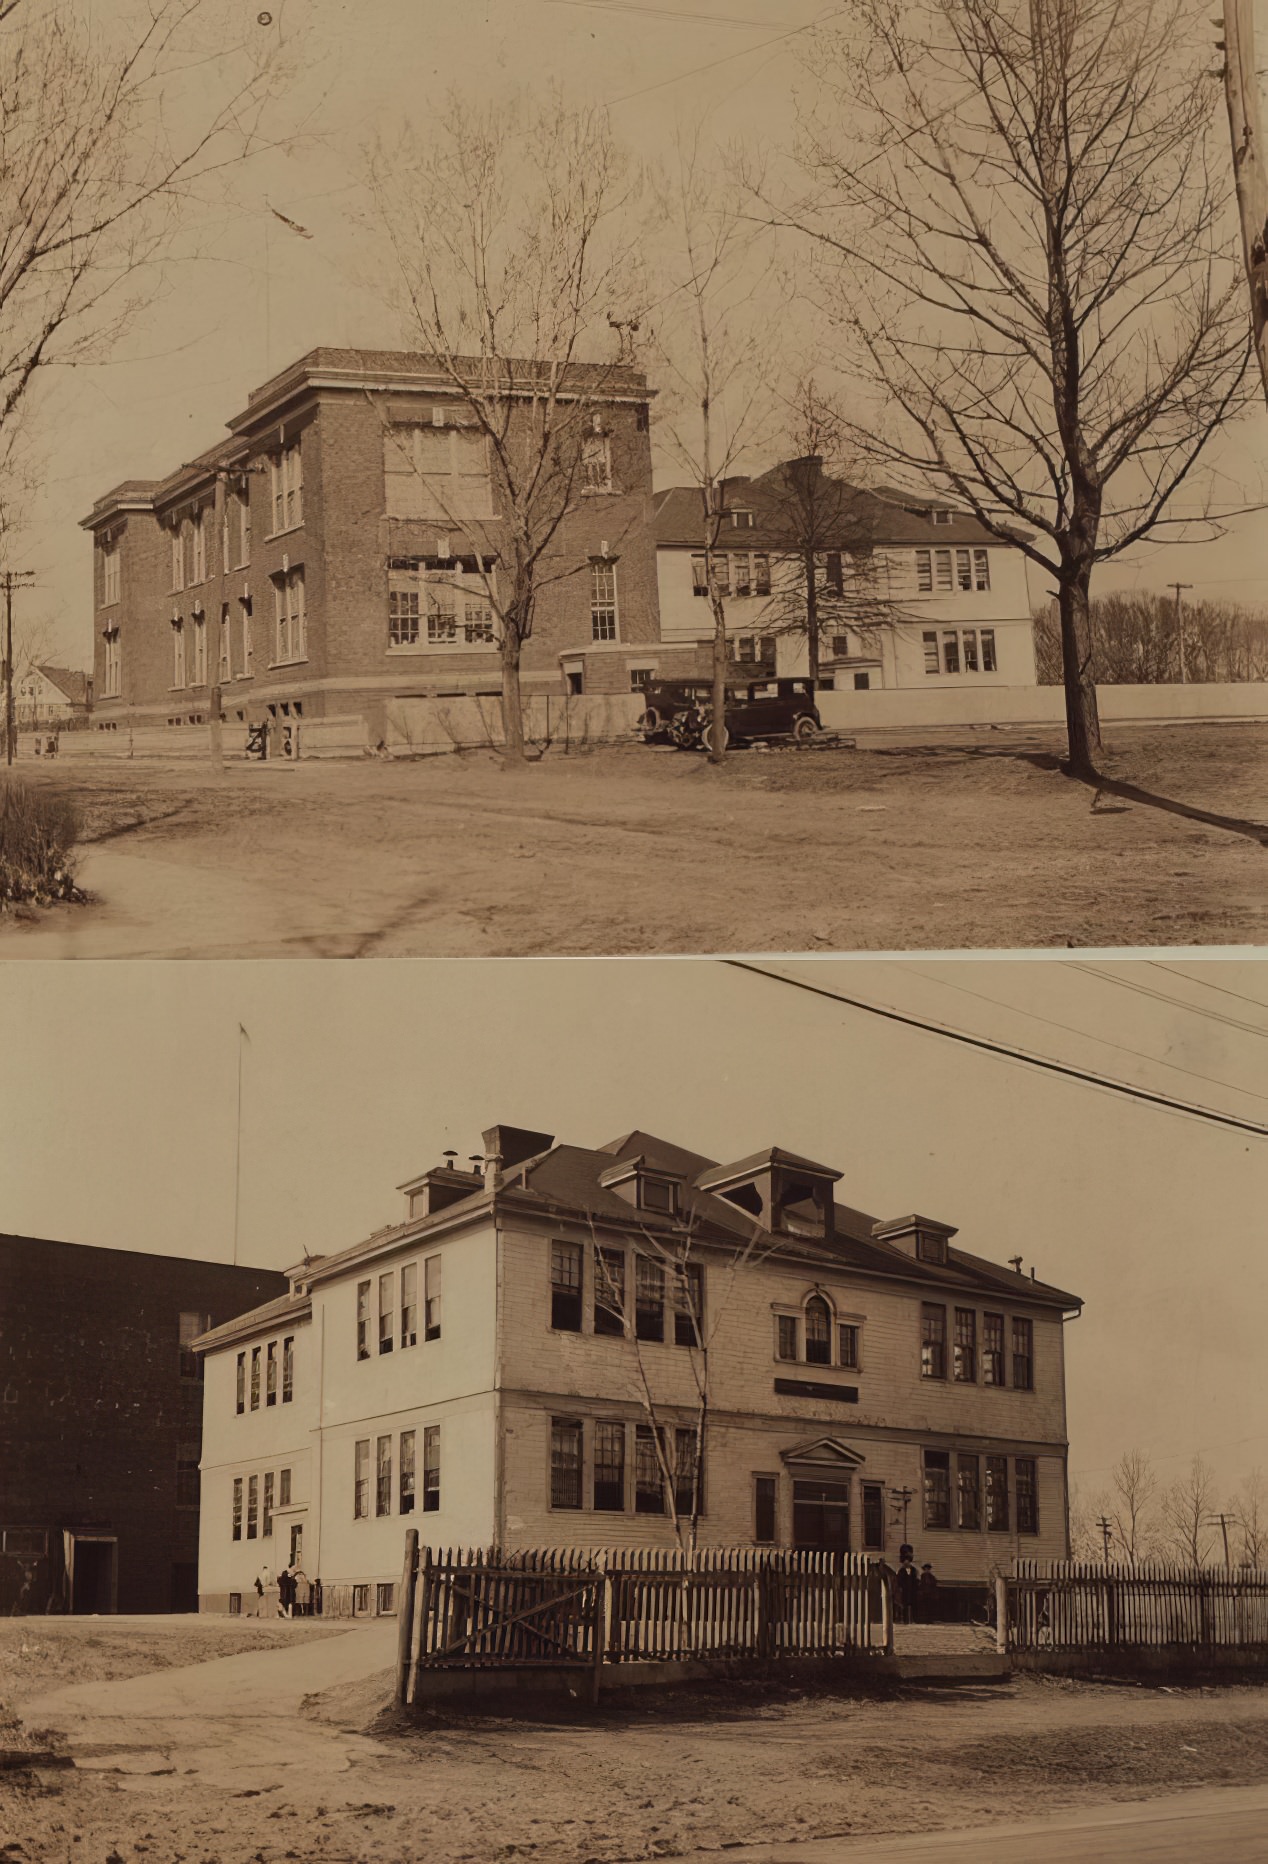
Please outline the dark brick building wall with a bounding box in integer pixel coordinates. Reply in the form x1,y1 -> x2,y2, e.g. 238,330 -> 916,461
0,1235 -> 286,1614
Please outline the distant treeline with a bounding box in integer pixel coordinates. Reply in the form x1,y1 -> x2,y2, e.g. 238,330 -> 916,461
1033,594 -> 1268,685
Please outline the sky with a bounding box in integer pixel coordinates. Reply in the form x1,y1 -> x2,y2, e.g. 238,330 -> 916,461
15,0 -> 1268,670
1,954 -> 1263,1503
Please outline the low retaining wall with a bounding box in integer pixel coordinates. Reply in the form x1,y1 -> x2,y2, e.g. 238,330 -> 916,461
1011,1644 -> 1268,1683
818,680 -> 1268,733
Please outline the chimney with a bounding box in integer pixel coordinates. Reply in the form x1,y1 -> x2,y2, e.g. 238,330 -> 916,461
481,1124 -> 555,1172
483,1147 -> 502,1191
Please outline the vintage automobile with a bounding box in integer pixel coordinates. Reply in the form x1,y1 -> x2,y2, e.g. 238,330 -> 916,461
638,677 -> 823,751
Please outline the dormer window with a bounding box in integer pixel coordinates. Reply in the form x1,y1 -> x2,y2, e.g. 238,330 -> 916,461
775,1177 -> 830,1240
916,1228 -> 947,1265
639,1175 -> 678,1215
932,508 -> 954,525
598,1156 -> 684,1217
729,508 -> 754,528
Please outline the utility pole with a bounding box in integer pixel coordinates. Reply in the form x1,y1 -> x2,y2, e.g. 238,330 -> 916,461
2,569 -> 36,765
1096,1514 -> 1114,1562
889,1486 -> 914,1542
1221,1 -> 1268,407
1209,1511 -> 1233,1568
1169,582 -> 1193,684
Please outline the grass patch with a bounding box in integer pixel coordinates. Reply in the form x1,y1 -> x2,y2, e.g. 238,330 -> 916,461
0,780 -> 82,906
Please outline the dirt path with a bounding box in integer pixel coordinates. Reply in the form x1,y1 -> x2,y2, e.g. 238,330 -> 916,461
4,723 -> 1266,956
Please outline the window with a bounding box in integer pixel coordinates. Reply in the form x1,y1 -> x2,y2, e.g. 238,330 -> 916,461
981,628 -> 997,672
754,1474 -> 777,1543
422,1425 -> 441,1511
190,615 -> 207,686
400,1263 -> 418,1348
754,553 -> 771,596
957,1454 -> 981,1530
986,1455 -> 1010,1531
378,1272 -> 394,1355
354,1439 -> 370,1519
982,1312 -> 1005,1386
551,1417 -> 583,1509
279,1468 -> 291,1506
674,1262 -> 704,1348
921,1304 -> 947,1380
177,1455 -> 200,1509
922,630 -> 939,676
241,597 -> 254,676
674,1426 -> 701,1519
103,626 -> 121,697
384,422 -> 492,520
272,567 -> 306,664
953,1309 -> 976,1383
635,1425 -> 665,1514
356,1281 -> 371,1361
376,1435 -> 392,1516
424,1255 -> 441,1340
192,512 -> 207,583
550,1241 -> 583,1331
690,554 -> 708,596
236,1352 -> 246,1415
630,667 -> 653,692
839,1323 -> 860,1370
352,1584 -> 370,1616
399,1429 -> 416,1514
236,485 -> 252,566
942,630 -> 960,674
863,1482 -> 885,1550
955,547 -> 972,591
172,620 -> 186,689
973,548 -> 990,591
171,527 -> 185,594
389,588 -> 419,646
962,629 -> 979,673
594,1245 -> 625,1336
266,1341 -> 278,1405
776,1314 -> 799,1361
102,542 -> 120,606
376,1582 -> 396,1616
232,1476 -> 243,1540
732,554 -> 751,598
581,432 -> 612,492
825,552 -> 844,596
593,1421 -> 626,1511
219,606 -> 232,683
1016,1456 -> 1039,1534
271,443 -> 303,533
923,1450 -> 951,1529
915,550 -> 933,594
932,508 -> 954,525
804,1294 -> 832,1366
635,1256 -> 664,1342
1012,1317 -> 1034,1391
934,548 -> 953,591
590,560 -> 619,642
263,1470 -> 274,1537
638,1174 -> 677,1213
282,1336 -> 294,1403
178,1312 -> 207,1382
247,1473 -> 259,1539
250,1346 -> 261,1410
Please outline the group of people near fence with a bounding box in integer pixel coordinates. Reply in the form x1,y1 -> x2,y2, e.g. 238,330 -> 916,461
252,1564 -> 321,1618
892,1545 -> 939,1624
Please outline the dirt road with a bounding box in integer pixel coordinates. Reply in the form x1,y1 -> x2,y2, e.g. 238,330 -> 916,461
4,723 -> 1266,956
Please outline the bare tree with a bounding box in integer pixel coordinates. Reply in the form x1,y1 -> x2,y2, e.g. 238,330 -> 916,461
1231,1469 -> 1268,1568
1034,590 -> 1268,681
364,90 -> 646,765
1107,1449 -> 1159,1563
1161,1455 -> 1218,1566
755,0 -> 1254,777
654,135 -> 780,763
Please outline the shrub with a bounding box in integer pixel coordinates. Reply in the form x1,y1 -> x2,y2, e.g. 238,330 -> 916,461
0,780 -> 82,905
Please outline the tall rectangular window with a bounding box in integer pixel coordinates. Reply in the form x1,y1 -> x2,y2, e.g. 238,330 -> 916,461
915,549 -> 933,594
982,1312 -> 1005,1386
171,527 -> 185,594
957,1454 -> 981,1530
922,1449 -> 951,1530
272,567 -> 306,664
922,630 -> 939,674
590,560 -> 619,642
192,511 -> 207,583
354,1439 -> 370,1519
839,1323 -> 860,1370
674,1426 -> 701,1519
422,1425 -> 440,1512
266,1341 -> 277,1405
282,1336 -> 294,1403
178,1312 -> 207,1382
172,620 -> 186,689
986,1455 -> 1010,1531
378,1272 -> 394,1355
754,553 -> 771,595
356,1281 -> 371,1361
776,1314 -> 799,1361
973,548 -> 990,590
593,1421 -> 626,1511
634,1256 -> 664,1342
731,553 -> 751,598
754,1475 -> 777,1544
981,628 -> 997,672
933,548 -> 953,591
238,485 -> 252,566
1016,1457 -> 1039,1534
235,1351 -> 246,1415
690,553 -> 708,596
263,1470 -> 275,1537
191,616 -> 207,686
241,596 -> 253,675
674,1262 -> 704,1348
232,1476 -> 243,1540
635,1425 -> 665,1515
376,1435 -> 392,1516
424,1256 -> 442,1340
250,1346 -> 261,1410
550,1418 -> 583,1510
103,627 -> 121,697
247,1473 -> 259,1539
955,546 -> 972,591
389,587 -> 420,647
962,628 -> 979,672
1012,1317 -> 1034,1391
102,542 -> 121,605
271,442 -> 303,532
550,1241 -> 583,1331
953,1308 -> 976,1383
400,1263 -> 418,1348
825,551 -> 844,595
863,1482 -> 885,1550
581,431 -> 611,491
399,1429 -> 416,1514
279,1467 -> 291,1507
921,1304 -> 947,1380
804,1296 -> 831,1365
594,1246 -> 625,1336
942,630 -> 960,674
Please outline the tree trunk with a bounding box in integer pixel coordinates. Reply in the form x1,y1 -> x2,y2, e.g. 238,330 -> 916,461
500,630 -> 528,766
805,547 -> 819,686
1057,574 -> 1102,777
709,584 -> 728,766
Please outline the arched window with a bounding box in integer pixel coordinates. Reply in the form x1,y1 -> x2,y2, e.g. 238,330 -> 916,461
804,1294 -> 832,1366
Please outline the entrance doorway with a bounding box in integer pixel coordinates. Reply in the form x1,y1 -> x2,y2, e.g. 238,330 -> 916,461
70,1537 -> 117,1613
171,1561 -> 198,1613
792,1478 -> 850,1553
289,1523 -> 304,1568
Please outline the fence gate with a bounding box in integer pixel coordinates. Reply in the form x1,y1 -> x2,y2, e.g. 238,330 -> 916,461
409,1544 -> 603,1685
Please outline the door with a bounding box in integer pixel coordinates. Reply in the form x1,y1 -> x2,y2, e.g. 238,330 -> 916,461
792,1478 -> 851,1553
289,1522 -> 304,1568
171,1561 -> 198,1613
71,1537 -> 117,1614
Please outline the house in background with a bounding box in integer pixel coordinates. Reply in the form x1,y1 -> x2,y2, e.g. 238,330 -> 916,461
653,461 -> 1038,693
0,1235 -> 286,1614
81,348 -> 666,747
195,1121 -> 1081,1616
16,663 -> 92,730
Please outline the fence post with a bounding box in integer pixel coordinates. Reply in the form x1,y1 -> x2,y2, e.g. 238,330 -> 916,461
394,1529 -> 420,1708
880,1564 -> 894,1655
591,1564 -> 606,1707
1106,1575 -> 1118,1647
994,1574 -> 1009,1656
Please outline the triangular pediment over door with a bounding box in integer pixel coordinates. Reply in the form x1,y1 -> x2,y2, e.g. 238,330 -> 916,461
780,1436 -> 867,1471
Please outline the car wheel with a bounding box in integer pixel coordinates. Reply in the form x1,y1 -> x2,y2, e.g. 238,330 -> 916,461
638,708 -> 661,742
792,713 -> 819,743
702,719 -> 730,754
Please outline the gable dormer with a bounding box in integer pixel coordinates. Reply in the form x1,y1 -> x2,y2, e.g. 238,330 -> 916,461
872,1213 -> 958,1266
598,1155 -> 684,1217
696,1147 -> 842,1243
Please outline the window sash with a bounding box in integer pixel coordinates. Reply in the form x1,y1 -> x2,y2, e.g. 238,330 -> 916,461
266,1342 -> 277,1405
590,561 -> 619,642
250,1347 -> 261,1410
942,630 -> 960,674
923,1451 -> 950,1529
280,1467 -> 291,1506
915,549 -> 933,594
263,1470 -> 274,1537
973,548 -> 990,590
1016,1456 -> 1039,1534
379,1271 -> 394,1355
986,1455 -> 1010,1531
422,1425 -> 440,1511
982,1313 -> 1006,1386
673,1262 -> 704,1348
235,1353 -> 245,1415
401,1262 -> 418,1347
804,1296 -> 831,1365
634,1256 -> 665,1342
247,1473 -> 259,1539
955,547 -> 972,591
376,1435 -> 392,1516
424,1255 -> 441,1340
594,1245 -> 626,1335
551,1418 -> 583,1509
398,1430 -> 416,1514
922,630 -> 939,674
776,1313 -> 799,1361
674,1426 -> 701,1519
1012,1316 -> 1034,1390
982,628 -> 997,671
933,548 -> 953,591
550,1241 -> 583,1331
921,1304 -> 947,1379
282,1336 -> 294,1402
593,1421 -> 626,1511
839,1323 -> 860,1370
957,1454 -> 981,1530
232,1477 -> 243,1540
356,1280 -> 371,1361
953,1308 -> 976,1382
754,1475 -> 777,1543
635,1424 -> 665,1514
354,1439 -> 370,1519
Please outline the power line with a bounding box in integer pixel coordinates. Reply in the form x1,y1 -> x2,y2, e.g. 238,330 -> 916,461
606,2 -> 839,104
546,0 -> 788,27
724,961 -> 1268,1137
1069,963 -> 1268,1043
1147,963 -> 1268,1018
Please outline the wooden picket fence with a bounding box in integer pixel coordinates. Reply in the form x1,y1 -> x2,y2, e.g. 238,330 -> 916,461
394,1539 -> 889,1704
1004,1558 -> 1268,1652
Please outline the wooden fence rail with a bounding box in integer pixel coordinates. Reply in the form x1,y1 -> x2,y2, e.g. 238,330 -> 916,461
397,1543 -> 889,1702
1004,1558 -> 1268,1653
